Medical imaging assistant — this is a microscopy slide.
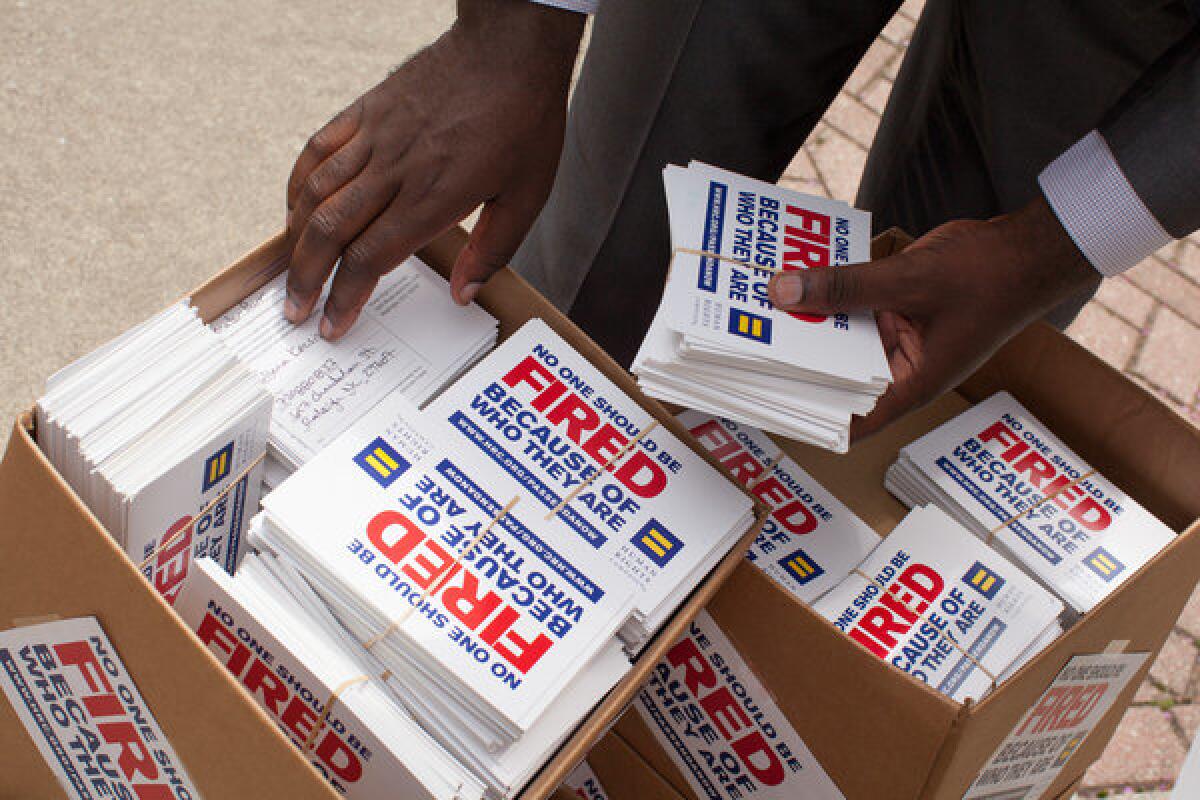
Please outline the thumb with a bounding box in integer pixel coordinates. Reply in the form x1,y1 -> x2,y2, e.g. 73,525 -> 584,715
451,189 -> 542,306
767,255 -> 913,315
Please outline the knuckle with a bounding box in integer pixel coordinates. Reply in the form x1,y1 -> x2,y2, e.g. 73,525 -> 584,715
307,208 -> 342,243
301,172 -> 325,205
341,239 -> 378,275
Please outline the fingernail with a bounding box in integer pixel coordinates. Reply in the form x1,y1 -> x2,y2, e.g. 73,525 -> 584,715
772,273 -> 804,307
284,296 -> 303,323
319,314 -> 336,340
460,282 -> 483,305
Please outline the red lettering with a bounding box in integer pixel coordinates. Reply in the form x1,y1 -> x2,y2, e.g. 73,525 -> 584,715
98,720 -> 157,781
978,422 -> 1024,460
848,627 -> 890,659
581,423 -> 627,466
613,449 -> 668,499
896,563 -> 944,607
55,641 -> 122,718
731,732 -> 786,786
1070,497 -> 1112,532
244,659 -> 290,716
545,393 -> 601,446
367,511 -> 425,563
855,606 -> 908,652
666,638 -> 717,695
196,613 -> 250,676
494,627 -> 553,674
502,355 -> 555,396
441,571 -> 502,629
699,686 -> 751,740
401,538 -> 457,590
153,516 -> 193,605
1013,451 -> 1056,489
317,728 -> 364,783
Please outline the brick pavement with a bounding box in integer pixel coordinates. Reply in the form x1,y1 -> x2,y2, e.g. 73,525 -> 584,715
784,1 -> 1200,794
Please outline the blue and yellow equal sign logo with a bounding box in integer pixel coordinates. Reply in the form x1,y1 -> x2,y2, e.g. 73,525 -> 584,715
963,561 -> 1005,600
1084,547 -> 1125,582
353,437 -> 410,488
727,309 -> 772,344
1054,734 -> 1084,767
633,519 -> 683,568
202,441 -> 234,492
778,548 -> 824,587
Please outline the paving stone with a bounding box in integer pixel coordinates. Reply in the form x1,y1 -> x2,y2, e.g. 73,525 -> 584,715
845,37 -> 899,93
1093,275 -> 1157,329
1150,632 -> 1199,699
824,93 -> 881,149
1178,241 -> 1200,285
881,10 -> 916,46
858,76 -> 894,113
1175,582 -> 1200,640
898,0 -> 925,22
1173,704 -> 1200,742
778,175 -> 827,198
1067,303 -> 1139,372
1125,258 -> 1200,328
804,127 -> 867,203
1082,707 -> 1187,789
1132,308 -> 1200,405
1135,677 -> 1171,705
782,146 -> 821,184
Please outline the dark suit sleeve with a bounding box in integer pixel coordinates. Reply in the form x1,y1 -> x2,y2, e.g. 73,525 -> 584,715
1101,24 -> 1200,238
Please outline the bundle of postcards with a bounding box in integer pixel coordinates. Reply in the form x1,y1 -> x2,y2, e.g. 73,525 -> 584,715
633,162 -> 892,452
243,318 -> 755,799
816,504 -> 1065,702
35,302 -> 272,590
210,255 -> 497,490
676,410 -> 880,604
885,391 -> 1177,613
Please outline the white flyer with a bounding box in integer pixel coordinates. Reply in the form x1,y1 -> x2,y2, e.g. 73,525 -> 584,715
659,165 -> 887,384
964,651 -> 1148,800
0,617 -> 201,800
816,506 -> 1063,702
900,392 -> 1176,611
422,320 -> 754,634
677,411 -> 878,604
562,760 -> 610,800
211,257 -> 495,466
634,610 -> 845,800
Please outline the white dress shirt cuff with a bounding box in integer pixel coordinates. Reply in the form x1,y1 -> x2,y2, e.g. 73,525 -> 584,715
530,0 -> 598,13
1038,130 -> 1172,277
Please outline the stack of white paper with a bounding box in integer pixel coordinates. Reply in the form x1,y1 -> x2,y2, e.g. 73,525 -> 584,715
885,392 -> 1176,612
420,319 -> 758,650
633,162 -> 891,452
250,390 -> 637,798
677,410 -> 879,604
815,505 -> 1064,702
174,555 -> 486,800
210,256 -> 497,489
35,302 -> 271,599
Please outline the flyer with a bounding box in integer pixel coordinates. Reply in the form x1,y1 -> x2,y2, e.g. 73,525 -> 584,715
0,617 -> 201,800
634,610 -> 845,800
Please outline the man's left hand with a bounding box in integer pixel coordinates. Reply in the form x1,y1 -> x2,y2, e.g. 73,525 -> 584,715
767,195 -> 1100,441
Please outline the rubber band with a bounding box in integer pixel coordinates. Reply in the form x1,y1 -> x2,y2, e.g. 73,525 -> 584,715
546,420 -> 660,520
304,674 -> 370,751
984,469 -> 1097,546
137,452 -> 267,572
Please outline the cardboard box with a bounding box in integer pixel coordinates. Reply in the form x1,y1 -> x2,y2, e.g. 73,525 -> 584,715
0,227 -> 767,799
614,231 -> 1200,800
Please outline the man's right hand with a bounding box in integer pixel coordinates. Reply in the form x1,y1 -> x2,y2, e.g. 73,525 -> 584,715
284,0 -> 584,340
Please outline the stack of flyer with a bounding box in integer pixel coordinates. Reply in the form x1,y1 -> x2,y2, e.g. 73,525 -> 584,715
885,392 -> 1176,612
210,256 -> 497,489
35,302 -> 271,598
175,554 -> 487,800
678,410 -> 879,604
421,319 -> 758,649
815,505 -> 1064,702
633,162 -> 891,452
249,318 -> 753,797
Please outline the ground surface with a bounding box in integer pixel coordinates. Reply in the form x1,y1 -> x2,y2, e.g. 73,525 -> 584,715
1,1 -> 1195,795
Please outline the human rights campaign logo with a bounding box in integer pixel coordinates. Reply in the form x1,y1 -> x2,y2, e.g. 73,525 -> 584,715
354,437 -> 409,488
963,561 -> 1004,600
633,519 -> 683,568
727,309 -> 772,344
778,548 -> 824,587
202,441 -> 234,492
1084,547 -> 1125,582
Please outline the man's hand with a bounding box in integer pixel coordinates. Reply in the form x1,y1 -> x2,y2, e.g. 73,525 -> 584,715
285,0 -> 584,340
767,196 -> 1100,441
